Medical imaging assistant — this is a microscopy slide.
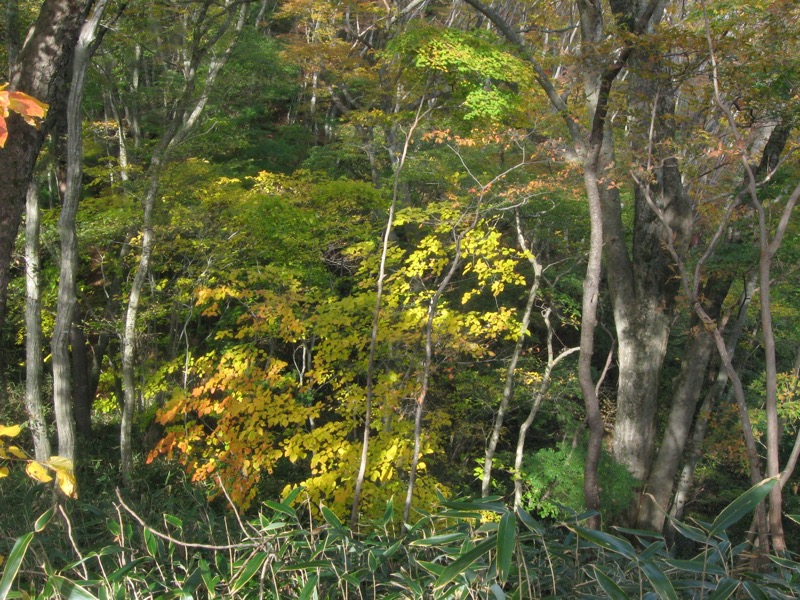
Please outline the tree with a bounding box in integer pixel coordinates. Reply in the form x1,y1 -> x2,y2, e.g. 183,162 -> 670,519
0,0 -> 96,345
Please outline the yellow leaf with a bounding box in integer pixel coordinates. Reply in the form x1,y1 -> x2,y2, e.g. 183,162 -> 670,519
47,456 -> 74,471
7,445 -> 27,459
0,424 -> 22,437
0,466 -> 8,478
55,469 -> 78,499
26,461 -> 53,483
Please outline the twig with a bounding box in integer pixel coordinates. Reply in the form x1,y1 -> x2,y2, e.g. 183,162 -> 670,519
115,489 -> 255,550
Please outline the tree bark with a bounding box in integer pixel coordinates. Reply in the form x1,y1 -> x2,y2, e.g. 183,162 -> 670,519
71,323 -> 92,438
24,183 -> 51,463
481,251 -> 541,497
51,0 -> 109,466
637,275 -> 731,531
0,0 -> 94,339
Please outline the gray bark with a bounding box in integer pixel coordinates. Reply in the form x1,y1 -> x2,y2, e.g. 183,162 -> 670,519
51,0 -> 108,463
0,0 -> 94,343
24,183 -> 50,463
670,271 -> 756,525
481,249 -> 541,497
637,276 -> 730,531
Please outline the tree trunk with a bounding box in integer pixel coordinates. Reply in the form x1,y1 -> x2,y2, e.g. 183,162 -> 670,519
51,0 -> 109,466
71,323 -> 92,438
669,271 -> 756,527
119,1 -> 247,481
0,0 -> 94,338
637,276 -> 731,531
24,183 -> 51,463
481,254 -> 541,497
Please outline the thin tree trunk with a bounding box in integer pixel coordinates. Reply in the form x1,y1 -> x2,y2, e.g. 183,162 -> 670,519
71,323 -> 92,437
119,2 -> 247,481
405,235 -> 463,523
51,0 -> 108,464
481,249 -> 542,497
669,270 -> 756,526
749,180 -> 799,554
24,182 -> 51,463
0,0 -> 94,338
351,102 -> 428,528
513,305 -> 579,507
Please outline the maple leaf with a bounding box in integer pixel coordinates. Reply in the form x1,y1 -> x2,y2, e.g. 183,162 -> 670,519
0,84 -> 49,148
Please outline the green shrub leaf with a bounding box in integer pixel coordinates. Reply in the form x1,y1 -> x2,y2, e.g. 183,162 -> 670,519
708,477 -> 777,539
496,511 -> 515,583
0,532 -> 33,600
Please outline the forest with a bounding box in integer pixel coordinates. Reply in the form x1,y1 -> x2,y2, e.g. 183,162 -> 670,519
0,0 -> 799,597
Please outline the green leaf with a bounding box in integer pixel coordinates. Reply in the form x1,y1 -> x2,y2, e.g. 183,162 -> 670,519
663,558 -> 725,576
107,558 -> 151,583
707,577 -> 740,600
496,511 -> 515,583
516,507 -> 544,534
298,574 -> 318,600
230,551 -> 268,594
417,560 -> 445,576
0,533 -> 33,600
490,583 -> 507,599
741,580 -> 770,600
34,507 -> 56,532
281,560 -> 334,571
572,526 -> 638,561
164,514 -> 183,528
666,517 -> 708,544
708,477 -> 777,538
594,567 -> 630,600
409,532 -> 467,547
50,575 -> 99,600
435,536 -> 496,589
265,500 -> 296,517
143,528 -> 158,557
320,505 -> 344,530
640,561 -> 677,600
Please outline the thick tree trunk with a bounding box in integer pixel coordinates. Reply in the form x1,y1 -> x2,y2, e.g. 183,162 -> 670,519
669,271 -> 756,527
24,183 -> 51,463
0,0 -> 93,338
637,276 -> 731,530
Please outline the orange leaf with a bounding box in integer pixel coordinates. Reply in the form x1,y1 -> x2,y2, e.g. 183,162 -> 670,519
8,90 -> 47,121
0,115 -> 7,148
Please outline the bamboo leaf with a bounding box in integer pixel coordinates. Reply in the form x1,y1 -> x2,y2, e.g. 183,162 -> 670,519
496,511 -> 515,583
435,536 -> 496,589
320,505 -> 345,530
640,561 -> 677,600
298,574 -> 319,600
409,532 -> 467,547
572,526 -> 638,560
34,507 -> 55,532
230,551 -> 268,594
594,566 -> 630,600
741,580 -> 770,600
143,528 -> 158,557
708,477 -> 777,538
0,532 -> 34,600
707,577 -> 740,600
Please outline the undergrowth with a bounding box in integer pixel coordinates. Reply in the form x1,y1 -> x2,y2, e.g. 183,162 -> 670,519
2,476 -> 799,599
